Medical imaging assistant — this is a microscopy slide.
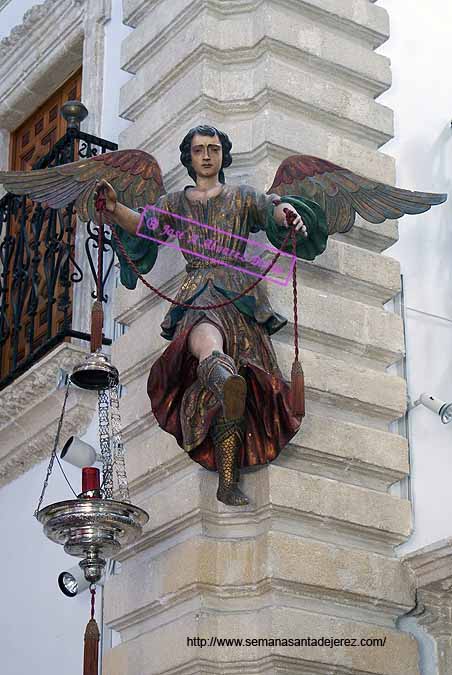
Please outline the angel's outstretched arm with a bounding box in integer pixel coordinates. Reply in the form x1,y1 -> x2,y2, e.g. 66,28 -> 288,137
104,201 -> 141,235
93,179 -> 174,290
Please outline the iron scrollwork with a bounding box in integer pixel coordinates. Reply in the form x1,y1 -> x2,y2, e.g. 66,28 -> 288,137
0,128 -> 118,390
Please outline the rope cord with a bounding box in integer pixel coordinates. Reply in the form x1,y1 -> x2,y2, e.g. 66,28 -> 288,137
97,200 -> 104,301
108,215 -> 294,311
95,192 -> 300,358
291,227 -> 299,362
90,585 -> 96,620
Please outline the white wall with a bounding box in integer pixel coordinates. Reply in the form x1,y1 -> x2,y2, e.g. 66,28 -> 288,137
378,1 -> 452,554
101,0 -> 133,143
100,0 -> 133,341
0,1 -> 131,674
0,458 -> 94,675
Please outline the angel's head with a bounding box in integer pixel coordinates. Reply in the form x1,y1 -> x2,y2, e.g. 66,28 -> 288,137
179,125 -> 232,184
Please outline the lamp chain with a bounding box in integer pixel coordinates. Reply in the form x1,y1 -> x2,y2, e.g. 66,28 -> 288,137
109,376 -> 130,503
98,387 -> 114,499
34,381 -> 71,517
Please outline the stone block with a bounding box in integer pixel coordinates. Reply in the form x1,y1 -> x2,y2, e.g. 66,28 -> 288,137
105,532 -> 413,629
104,589 -> 418,675
123,408 -> 408,496
286,413 -> 409,490
268,284 -> 404,366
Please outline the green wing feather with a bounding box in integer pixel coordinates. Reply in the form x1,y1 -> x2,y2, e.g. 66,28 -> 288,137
268,155 -> 447,234
0,149 -> 165,222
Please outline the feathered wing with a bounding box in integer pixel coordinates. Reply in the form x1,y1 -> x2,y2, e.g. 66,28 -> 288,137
0,149 -> 165,222
267,154 -> 447,234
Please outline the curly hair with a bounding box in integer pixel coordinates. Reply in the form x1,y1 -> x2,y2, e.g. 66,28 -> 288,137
179,125 -> 232,184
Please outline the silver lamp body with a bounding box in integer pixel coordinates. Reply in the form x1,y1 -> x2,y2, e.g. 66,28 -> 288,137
37,498 -> 148,583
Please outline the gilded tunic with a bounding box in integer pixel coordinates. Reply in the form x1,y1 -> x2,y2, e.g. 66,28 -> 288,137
112,183 -> 327,470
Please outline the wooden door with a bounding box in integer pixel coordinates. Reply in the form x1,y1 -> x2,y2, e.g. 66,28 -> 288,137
10,68 -> 82,170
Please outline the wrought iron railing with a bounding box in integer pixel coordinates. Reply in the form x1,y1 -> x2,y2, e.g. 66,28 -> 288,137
0,126 -> 118,390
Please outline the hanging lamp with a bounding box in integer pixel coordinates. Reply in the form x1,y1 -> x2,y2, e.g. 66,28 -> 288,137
35,189 -> 148,675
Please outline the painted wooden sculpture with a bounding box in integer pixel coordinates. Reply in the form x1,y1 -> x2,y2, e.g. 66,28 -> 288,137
0,124 -> 446,505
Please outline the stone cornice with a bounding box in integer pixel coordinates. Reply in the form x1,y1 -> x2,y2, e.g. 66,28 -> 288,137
124,497 -> 407,561
415,589 -> 452,640
278,0 -> 389,49
117,338 -> 406,431
0,0 -> 76,58
417,591 -> 452,640
123,413 -> 407,497
105,651 -> 401,675
129,37 -> 388,100
123,463 -> 410,564
403,538 -> 452,592
0,0 -> 112,61
403,540 -> 452,672
121,51 -> 391,147
121,29 -> 390,108
0,0 -> 54,54
0,0 -> 84,130
0,0 -> 111,131
108,576 -> 408,636
401,539 -> 452,644
0,343 -> 97,486
123,0 -> 389,50
0,342 -> 86,424
106,530 -> 413,634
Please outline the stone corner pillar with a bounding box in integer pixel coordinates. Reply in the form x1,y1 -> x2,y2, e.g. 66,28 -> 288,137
103,1 -> 418,673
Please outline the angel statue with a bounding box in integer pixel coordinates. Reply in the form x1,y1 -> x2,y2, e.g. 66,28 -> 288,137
0,124 -> 446,506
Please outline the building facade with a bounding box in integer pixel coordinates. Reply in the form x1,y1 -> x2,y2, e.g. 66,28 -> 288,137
0,1 -> 451,674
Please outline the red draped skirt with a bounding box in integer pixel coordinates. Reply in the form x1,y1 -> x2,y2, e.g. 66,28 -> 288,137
147,280 -> 302,470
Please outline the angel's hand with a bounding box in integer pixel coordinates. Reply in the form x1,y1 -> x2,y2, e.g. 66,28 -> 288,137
274,201 -> 308,238
94,179 -> 117,213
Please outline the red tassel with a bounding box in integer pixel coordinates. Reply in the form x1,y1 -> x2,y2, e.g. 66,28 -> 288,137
90,300 -> 104,352
84,586 -> 100,675
291,359 -> 305,418
83,618 -> 100,675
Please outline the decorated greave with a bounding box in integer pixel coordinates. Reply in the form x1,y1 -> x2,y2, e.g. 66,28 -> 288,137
197,350 -> 247,419
210,414 -> 249,506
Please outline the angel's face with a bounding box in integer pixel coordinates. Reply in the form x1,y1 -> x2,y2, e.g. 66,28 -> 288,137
190,133 -> 223,181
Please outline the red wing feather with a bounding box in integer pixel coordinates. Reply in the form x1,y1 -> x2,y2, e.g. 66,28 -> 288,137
0,149 -> 165,222
268,154 -> 447,234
